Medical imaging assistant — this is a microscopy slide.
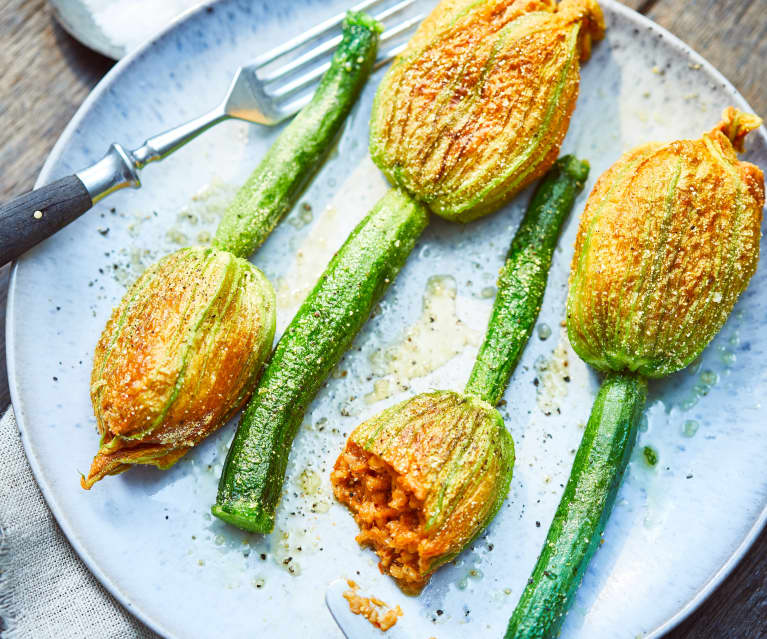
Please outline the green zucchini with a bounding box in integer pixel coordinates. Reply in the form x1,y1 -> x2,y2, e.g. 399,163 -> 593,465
213,11 -> 382,258
213,188 -> 429,532
464,156 -> 589,405
505,372 -> 647,639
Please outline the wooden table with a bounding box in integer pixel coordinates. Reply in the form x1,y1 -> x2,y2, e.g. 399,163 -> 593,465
1,0 -> 765,636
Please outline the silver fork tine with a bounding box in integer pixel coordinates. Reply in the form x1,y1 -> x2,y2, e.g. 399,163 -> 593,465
379,13 -> 424,42
259,38 -> 343,86
259,0 -> 416,85
271,13 -> 423,100
251,0 -> 388,69
374,0 -> 417,23
271,62 -> 333,101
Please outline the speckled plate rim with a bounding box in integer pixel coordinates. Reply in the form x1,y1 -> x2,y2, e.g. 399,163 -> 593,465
7,2 -> 767,637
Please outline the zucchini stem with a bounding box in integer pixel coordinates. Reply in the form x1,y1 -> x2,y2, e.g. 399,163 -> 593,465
464,156 -> 589,405
505,371 -> 647,639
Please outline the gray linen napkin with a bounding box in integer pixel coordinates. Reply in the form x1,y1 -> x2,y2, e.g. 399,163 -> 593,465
0,408 -> 159,638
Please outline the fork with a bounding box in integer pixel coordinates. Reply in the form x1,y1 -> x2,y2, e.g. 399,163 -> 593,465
0,0 -> 424,267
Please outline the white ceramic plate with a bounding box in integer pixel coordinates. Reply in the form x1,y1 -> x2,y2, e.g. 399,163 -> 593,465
8,1 -> 767,637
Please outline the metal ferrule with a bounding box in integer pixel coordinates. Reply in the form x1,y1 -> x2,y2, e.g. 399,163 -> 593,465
76,143 -> 140,203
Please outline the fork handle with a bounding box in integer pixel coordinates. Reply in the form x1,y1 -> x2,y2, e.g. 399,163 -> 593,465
1,104 -> 235,265
0,176 -> 92,265
0,143 -> 142,266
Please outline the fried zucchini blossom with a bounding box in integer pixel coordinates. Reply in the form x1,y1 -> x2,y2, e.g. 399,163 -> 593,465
370,0 -> 604,222
507,108 -> 764,638
567,107 -> 765,377
332,392 -> 513,594
83,248 -> 275,488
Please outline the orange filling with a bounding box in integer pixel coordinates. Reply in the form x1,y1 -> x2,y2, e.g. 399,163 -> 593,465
342,580 -> 403,632
331,442 -> 431,594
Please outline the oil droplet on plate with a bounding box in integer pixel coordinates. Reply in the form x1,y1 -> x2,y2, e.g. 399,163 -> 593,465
537,323 -> 552,340
720,350 -> 736,367
298,468 -> 322,495
682,420 -> 699,437
680,395 -> 698,411
642,446 -> 658,467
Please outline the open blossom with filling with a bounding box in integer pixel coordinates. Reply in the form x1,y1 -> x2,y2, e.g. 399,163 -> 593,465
331,391 -> 513,594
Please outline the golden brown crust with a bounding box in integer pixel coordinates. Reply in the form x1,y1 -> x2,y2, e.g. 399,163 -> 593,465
80,438 -> 188,489
559,0 -> 605,61
713,106 -> 763,153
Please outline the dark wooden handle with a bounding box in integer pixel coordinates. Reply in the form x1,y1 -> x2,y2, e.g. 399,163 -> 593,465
0,175 -> 93,266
